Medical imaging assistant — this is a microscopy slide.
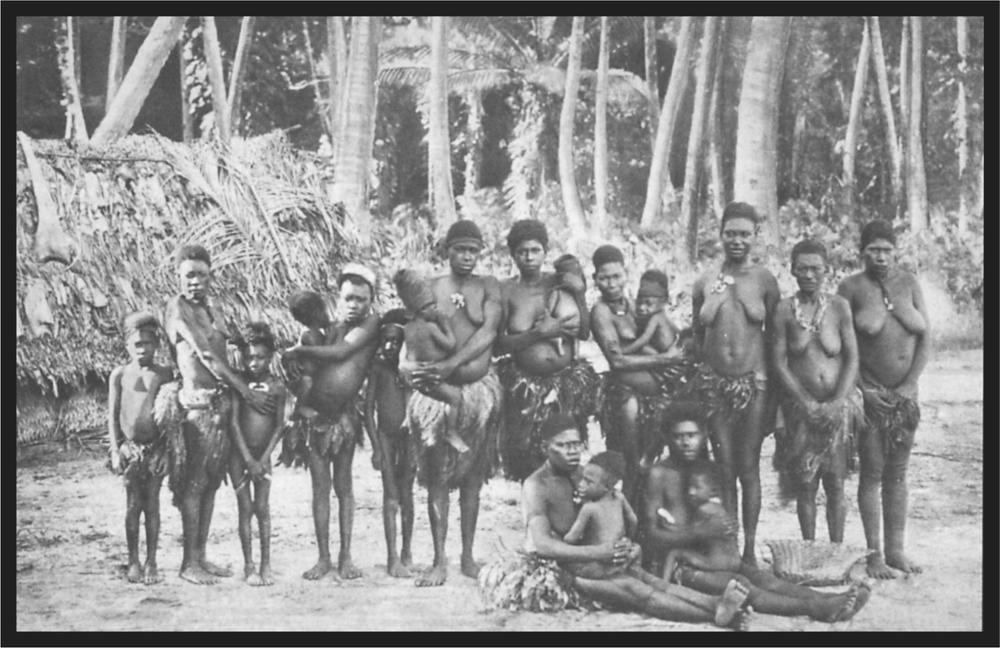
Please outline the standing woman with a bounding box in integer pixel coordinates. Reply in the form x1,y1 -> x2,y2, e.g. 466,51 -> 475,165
691,202 -> 780,566
837,220 -> 930,578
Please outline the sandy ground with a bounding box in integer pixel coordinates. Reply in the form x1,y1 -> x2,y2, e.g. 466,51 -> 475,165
16,349 -> 982,633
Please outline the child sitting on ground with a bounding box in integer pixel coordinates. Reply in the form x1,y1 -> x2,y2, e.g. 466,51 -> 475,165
621,269 -> 685,357
662,467 -> 744,582
107,311 -> 174,584
229,322 -> 286,586
546,254 -> 586,356
393,269 -> 468,453
562,451 -> 641,579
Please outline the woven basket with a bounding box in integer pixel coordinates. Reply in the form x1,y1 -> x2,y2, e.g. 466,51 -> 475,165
764,539 -> 872,586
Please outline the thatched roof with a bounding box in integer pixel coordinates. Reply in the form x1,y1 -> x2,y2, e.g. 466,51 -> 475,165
16,131 -> 363,396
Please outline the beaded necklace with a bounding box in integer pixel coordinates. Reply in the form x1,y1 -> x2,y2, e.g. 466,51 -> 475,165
709,272 -> 736,294
792,292 -> 828,333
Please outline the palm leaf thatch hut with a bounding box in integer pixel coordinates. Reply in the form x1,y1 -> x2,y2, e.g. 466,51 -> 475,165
16,131 -> 363,447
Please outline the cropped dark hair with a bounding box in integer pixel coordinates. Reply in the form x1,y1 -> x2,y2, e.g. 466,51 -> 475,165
175,244 -> 211,267
790,239 -> 828,265
720,202 -> 759,229
288,290 -> 328,327
244,321 -> 275,351
540,412 -> 579,441
665,401 -> 707,433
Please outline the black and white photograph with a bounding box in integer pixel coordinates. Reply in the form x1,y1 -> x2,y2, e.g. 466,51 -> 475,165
14,13 -> 986,635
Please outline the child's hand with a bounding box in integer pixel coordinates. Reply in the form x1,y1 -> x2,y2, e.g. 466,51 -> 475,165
247,460 -> 266,480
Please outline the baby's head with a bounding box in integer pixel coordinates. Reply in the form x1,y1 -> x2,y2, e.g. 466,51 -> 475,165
393,269 -> 438,319
636,269 -> 669,320
553,253 -> 586,289
123,311 -> 160,367
378,308 -> 408,363
242,321 -> 275,379
288,290 -> 331,329
577,451 -> 625,501
686,468 -> 721,507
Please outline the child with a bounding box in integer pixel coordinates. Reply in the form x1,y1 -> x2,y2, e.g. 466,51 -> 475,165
546,254 -> 586,356
662,467 -> 744,582
107,312 -> 174,584
228,322 -> 287,586
393,269 -> 468,453
284,290 -> 333,422
363,308 -> 418,577
562,451 -> 641,579
622,270 -> 684,357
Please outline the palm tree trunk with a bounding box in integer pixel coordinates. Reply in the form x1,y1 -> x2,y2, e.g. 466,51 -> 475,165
559,16 -> 588,235
868,17 -> 902,210
640,16 -> 694,229
429,16 -> 458,226
733,16 -> 792,253
899,16 -> 910,214
593,16 -> 611,233
201,17 -> 230,145
327,17 -> 348,158
463,89 -> 483,197
178,40 -> 194,142
106,17 -> 128,111
682,17 -> 719,265
331,16 -> 380,238
57,17 -> 88,142
843,20 -> 871,216
906,16 -> 927,232
955,16 -> 969,232
707,18 -> 728,219
92,17 -> 188,146
977,151 -> 984,219
644,16 -> 659,151
228,17 -> 256,136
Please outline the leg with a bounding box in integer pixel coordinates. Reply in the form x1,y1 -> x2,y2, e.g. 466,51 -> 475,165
252,479 -> 275,586
303,449 -> 334,579
416,445 -> 450,587
229,456 -> 256,581
177,421 -> 220,585
378,433 -> 408,577
796,475 -> 820,541
398,445 -> 416,568
124,482 -> 143,583
736,394 -> 767,566
141,476 -> 164,584
574,575 -> 720,623
432,384 -> 469,453
617,395 -> 641,506
857,425 -> 895,578
195,476 -> 232,577
708,411 -> 737,525
821,467 -> 847,544
332,442 -> 362,579
882,425 -> 921,574
458,471 -> 484,579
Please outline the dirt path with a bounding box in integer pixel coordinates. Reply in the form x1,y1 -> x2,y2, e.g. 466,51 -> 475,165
16,350 -> 982,632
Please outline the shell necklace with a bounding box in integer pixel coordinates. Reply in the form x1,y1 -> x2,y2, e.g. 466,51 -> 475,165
792,292 -> 828,333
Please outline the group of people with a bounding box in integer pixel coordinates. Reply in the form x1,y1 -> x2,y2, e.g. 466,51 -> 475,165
105,200 -> 928,629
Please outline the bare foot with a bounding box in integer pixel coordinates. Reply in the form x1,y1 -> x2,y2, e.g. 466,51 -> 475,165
246,573 -> 264,586
243,562 -> 257,580
200,559 -> 232,578
813,588 -> 857,623
258,565 -> 275,586
126,562 -> 143,583
836,582 -> 872,622
142,562 -> 163,585
388,560 -> 413,578
885,551 -> 922,575
302,558 -> 333,580
460,556 -> 481,579
714,579 -> 750,627
415,564 -> 448,587
732,605 -> 754,632
338,558 -> 363,580
866,553 -> 898,580
179,565 -> 220,585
